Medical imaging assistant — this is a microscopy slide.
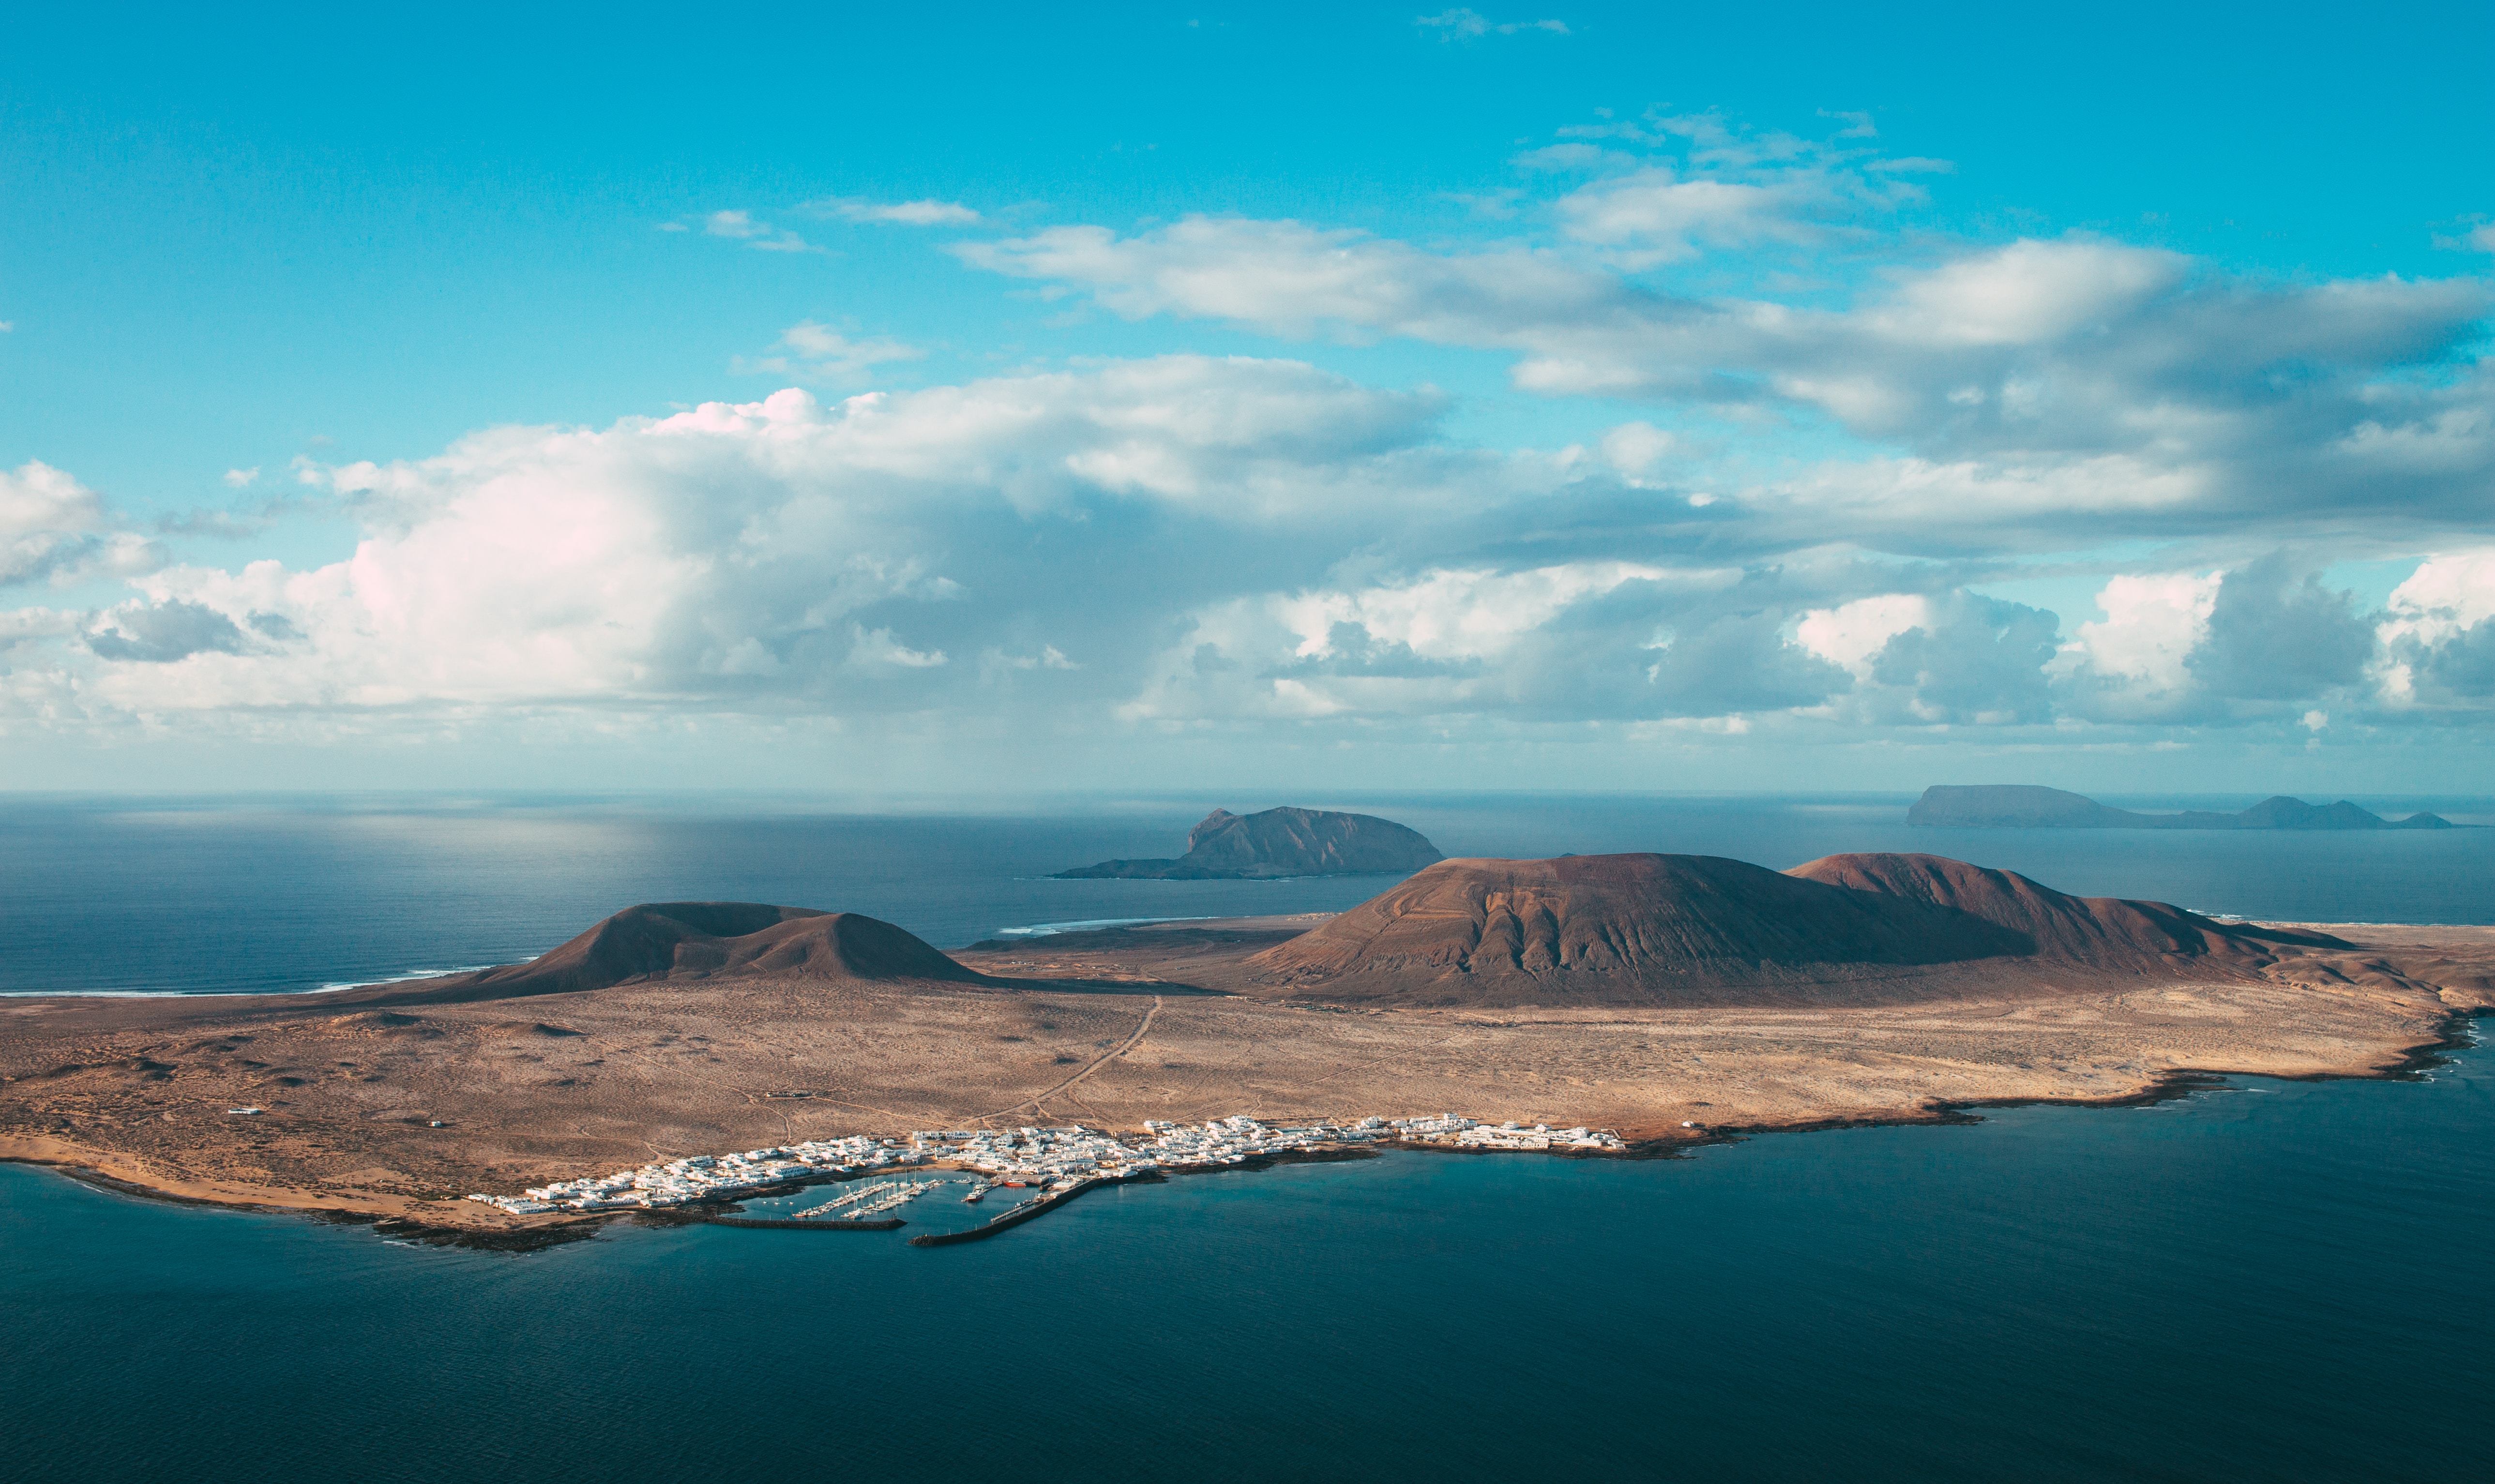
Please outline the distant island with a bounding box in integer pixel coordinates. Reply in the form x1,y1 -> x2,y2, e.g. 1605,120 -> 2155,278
1053,806 -> 1445,879
1909,784 -> 2455,830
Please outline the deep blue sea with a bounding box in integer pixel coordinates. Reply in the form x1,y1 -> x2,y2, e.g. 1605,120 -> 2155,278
3,793 -> 2492,1481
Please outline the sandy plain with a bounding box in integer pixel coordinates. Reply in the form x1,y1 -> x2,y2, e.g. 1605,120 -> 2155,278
2,914 -> 2488,1237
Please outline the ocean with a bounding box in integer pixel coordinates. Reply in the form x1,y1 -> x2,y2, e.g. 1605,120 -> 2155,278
2,793 -> 2491,1481
3,790 -> 2492,995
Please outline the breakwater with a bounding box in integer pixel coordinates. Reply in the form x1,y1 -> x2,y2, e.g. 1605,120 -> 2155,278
907,1175 -> 1134,1246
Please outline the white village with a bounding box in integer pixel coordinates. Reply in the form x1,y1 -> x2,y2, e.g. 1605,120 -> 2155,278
468,1114 -> 1628,1235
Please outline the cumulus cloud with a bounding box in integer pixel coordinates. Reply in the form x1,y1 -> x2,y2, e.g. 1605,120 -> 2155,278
803,197 -> 982,226
2058,570 -> 2220,712
0,461 -> 161,587
5,366 -> 2489,750
1539,111 -> 1937,268
85,599 -> 249,663
966,215 -> 2494,541
29,359 -> 1496,723
735,323 -> 927,384
1798,590 -> 2060,724
1416,10 -> 1570,38
1121,561 -> 1819,724
699,210 -> 819,253
2186,553 -> 2375,703
2378,550 -> 2495,706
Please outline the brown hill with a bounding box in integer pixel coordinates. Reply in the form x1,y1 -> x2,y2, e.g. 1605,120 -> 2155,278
1243,854 -> 2031,1007
1242,851 -> 2331,1007
363,902 -> 985,1004
1786,853 -> 2349,971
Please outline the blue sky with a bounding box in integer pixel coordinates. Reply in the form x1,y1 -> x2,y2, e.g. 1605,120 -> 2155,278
3,2 -> 2491,793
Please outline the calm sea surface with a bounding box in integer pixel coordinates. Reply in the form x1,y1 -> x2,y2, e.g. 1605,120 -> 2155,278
2,1048 -> 2488,1484
2,791 -> 2492,994
2,794 -> 2490,1481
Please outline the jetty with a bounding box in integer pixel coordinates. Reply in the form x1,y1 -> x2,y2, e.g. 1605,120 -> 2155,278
907,1175 -> 1130,1246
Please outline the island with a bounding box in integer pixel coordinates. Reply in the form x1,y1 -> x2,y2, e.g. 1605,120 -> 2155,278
1908,784 -> 2455,830
3,851 -> 2487,1245
1052,805 -> 1445,879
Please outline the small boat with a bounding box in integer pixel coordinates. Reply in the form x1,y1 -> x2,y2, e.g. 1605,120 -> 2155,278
962,1186 -> 985,1203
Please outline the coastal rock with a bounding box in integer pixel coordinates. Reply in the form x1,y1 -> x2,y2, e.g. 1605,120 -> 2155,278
1054,807 -> 1444,880
1908,784 -> 2454,830
390,902 -> 985,1002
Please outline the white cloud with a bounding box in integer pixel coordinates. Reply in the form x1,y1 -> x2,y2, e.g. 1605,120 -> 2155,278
1599,420 -> 1674,475
223,467 -> 260,488
0,461 -> 161,588
1797,593 -> 1932,677
964,213 -> 2495,539
1861,239 -> 2182,347
1,461 -> 104,541
24,359 -> 1471,721
847,625 -> 947,670
2385,550 -> 2495,637
1416,10 -> 1570,38
1555,168 -> 1812,266
1121,561 -> 1758,723
699,210 -> 819,253
805,197 -> 982,226
2065,571 -> 2221,695
735,323 -> 927,384
0,606 -> 78,652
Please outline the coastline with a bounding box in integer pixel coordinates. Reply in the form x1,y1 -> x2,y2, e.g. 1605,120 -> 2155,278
5,919 -> 2489,1244
8,1001 -> 2485,1246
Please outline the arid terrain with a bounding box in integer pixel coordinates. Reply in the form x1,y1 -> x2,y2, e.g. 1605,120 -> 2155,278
3,854 -> 2489,1237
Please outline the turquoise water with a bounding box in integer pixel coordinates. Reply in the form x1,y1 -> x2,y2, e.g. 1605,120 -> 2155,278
5,1041 -> 2488,1483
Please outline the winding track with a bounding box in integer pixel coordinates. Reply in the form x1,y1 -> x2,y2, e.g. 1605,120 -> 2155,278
981,995 -> 1162,1123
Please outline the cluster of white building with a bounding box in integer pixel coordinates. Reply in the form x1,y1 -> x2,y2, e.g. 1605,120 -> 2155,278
1452,1121 -> 1623,1152
468,1114 -> 1625,1216
466,1135 -> 927,1215
1140,1114 -> 1397,1164
908,1125 -> 1161,1184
